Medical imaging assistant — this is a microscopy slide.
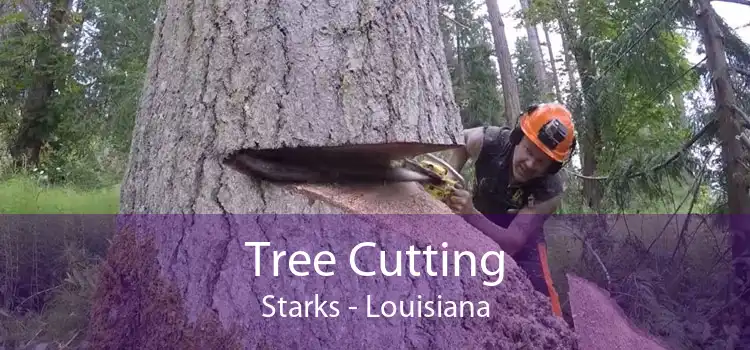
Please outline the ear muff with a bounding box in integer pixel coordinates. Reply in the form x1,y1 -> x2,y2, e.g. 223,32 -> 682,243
546,135 -> 576,174
509,104 -> 540,145
523,104 -> 540,117
510,126 -> 523,145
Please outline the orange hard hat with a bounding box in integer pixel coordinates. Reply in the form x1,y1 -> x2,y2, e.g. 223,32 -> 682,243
519,103 -> 576,163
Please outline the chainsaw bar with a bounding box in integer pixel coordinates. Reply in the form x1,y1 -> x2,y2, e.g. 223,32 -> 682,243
224,148 -> 440,185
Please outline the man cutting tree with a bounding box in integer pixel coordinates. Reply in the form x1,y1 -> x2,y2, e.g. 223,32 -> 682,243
445,103 -> 577,318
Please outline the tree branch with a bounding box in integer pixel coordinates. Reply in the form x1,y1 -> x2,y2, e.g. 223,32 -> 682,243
566,119 -> 718,181
440,12 -> 470,30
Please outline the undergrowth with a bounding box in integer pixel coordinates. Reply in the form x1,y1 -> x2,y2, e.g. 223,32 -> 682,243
545,212 -> 735,350
0,175 -> 119,349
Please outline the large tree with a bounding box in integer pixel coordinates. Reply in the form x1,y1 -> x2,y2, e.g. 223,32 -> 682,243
7,0 -> 73,167
447,0 -> 504,127
86,0 -> 576,348
518,0 -> 551,101
694,0 -> 750,345
513,37 -> 541,108
485,0 -> 521,125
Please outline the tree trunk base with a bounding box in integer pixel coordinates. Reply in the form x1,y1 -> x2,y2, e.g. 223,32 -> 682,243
88,182 -> 577,349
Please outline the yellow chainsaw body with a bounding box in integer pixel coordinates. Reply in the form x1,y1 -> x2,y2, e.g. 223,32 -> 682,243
416,159 -> 459,202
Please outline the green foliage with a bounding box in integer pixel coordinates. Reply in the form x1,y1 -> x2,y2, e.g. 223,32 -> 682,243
513,37 -> 542,108
0,14 -> 38,131
85,0 -> 160,154
0,0 -> 158,188
455,44 -> 505,127
521,0 -> 559,25
558,0 -> 700,211
445,0 -> 504,127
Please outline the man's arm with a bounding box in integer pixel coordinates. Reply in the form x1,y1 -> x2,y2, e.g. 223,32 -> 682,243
461,181 -> 563,255
507,195 -> 561,245
502,178 -> 564,252
446,127 -> 484,174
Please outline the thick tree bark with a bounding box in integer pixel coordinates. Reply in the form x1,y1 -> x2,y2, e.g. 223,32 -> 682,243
87,0 -> 577,348
695,0 -> 750,346
485,0 -> 521,125
118,0 -> 466,214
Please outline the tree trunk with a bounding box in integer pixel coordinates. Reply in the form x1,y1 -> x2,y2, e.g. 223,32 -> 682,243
554,0 -> 609,279
453,0 -> 466,86
117,0 -> 471,215
542,22 -> 563,103
86,1 -> 576,348
559,23 -> 578,102
519,0 -> 550,101
555,3 -> 602,211
485,0 -> 521,125
438,1 -> 457,74
695,0 -> 750,346
10,0 -> 71,167
577,59 -> 603,212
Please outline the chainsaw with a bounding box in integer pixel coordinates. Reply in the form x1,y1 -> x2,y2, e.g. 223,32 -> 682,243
399,154 -> 466,202
223,147 -> 466,203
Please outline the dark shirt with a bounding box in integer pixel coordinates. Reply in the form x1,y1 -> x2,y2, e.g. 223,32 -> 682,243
471,126 -> 563,262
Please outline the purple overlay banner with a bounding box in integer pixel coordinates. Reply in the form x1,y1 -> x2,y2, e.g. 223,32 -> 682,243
2,213 -> 742,347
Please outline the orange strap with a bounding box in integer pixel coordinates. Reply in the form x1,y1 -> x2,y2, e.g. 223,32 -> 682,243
537,242 -> 562,317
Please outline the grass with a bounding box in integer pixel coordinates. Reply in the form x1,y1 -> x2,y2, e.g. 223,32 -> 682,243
0,175 -> 119,348
0,176 -> 120,214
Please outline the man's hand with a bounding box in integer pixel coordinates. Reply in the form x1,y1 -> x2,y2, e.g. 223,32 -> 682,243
447,185 -> 476,215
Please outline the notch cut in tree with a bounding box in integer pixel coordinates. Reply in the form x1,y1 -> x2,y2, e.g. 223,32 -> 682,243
117,0 -> 471,214
87,0 -> 578,348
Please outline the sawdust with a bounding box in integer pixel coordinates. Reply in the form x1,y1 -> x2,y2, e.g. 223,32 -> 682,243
292,182 -> 506,254
291,182 -> 578,349
567,273 -> 672,350
87,228 -> 243,350
293,182 -> 453,214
